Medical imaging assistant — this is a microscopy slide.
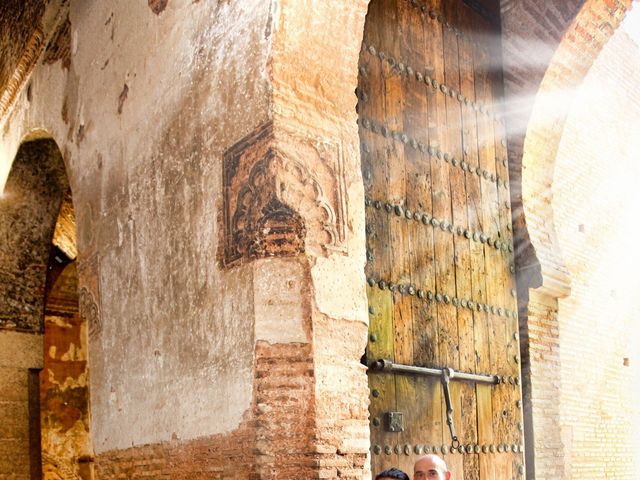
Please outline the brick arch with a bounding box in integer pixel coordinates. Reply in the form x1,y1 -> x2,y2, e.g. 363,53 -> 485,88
516,0 -> 632,298
505,2 -> 634,478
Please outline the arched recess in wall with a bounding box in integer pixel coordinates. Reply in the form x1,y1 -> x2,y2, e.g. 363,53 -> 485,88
515,1 -> 632,478
518,0 -> 632,298
0,138 -> 93,480
551,18 -> 640,476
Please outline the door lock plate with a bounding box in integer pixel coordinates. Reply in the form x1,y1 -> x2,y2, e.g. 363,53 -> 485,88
385,411 -> 404,432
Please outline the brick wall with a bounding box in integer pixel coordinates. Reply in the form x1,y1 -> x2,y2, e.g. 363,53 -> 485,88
95,342 -> 317,479
553,27 -> 640,479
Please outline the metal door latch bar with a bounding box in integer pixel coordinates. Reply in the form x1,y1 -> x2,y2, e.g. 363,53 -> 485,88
369,359 -> 500,446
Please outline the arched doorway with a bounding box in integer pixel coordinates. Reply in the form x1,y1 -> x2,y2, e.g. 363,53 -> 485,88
0,138 -> 92,479
357,0 -> 524,477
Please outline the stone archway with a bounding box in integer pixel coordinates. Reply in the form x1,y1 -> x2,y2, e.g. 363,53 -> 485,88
0,138 -> 93,480
506,1 -> 634,478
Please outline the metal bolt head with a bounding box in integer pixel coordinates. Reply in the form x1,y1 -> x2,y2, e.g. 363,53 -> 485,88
385,445 -> 392,455
373,417 -> 381,427
373,444 -> 382,455
415,444 -> 423,455
516,400 -> 522,408
372,389 -> 380,398
404,444 -> 412,456
369,333 -> 377,343
482,444 -> 488,454
489,444 -> 496,453
378,280 -> 386,290
394,445 -> 402,454
368,278 -> 375,287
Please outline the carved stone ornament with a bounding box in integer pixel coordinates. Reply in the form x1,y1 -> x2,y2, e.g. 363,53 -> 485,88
79,287 -> 101,338
221,122 -> 348,268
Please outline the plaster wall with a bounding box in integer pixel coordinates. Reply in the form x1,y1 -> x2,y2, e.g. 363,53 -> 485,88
1,0 -> 275,455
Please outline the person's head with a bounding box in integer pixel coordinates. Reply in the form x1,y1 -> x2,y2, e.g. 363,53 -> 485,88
375,467 -> 410,480
413,454 -> 451,480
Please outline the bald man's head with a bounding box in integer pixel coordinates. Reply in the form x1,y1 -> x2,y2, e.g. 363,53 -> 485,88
413,454 -> 451,480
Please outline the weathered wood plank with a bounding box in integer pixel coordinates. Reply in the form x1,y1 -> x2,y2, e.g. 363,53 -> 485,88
398,1 -> 444,472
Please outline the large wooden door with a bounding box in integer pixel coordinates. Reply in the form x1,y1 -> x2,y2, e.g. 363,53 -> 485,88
358,0 -> 524,478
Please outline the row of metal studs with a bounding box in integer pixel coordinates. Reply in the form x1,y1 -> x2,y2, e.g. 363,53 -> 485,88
372,442 -> 524,456
359,118 -> 510,190
404,0 -> 483,49
366,275 -> 518,320
360,42 -> 503,125
365,197 -> 514,254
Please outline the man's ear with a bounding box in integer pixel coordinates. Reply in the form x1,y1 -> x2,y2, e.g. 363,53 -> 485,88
444,472 -> 451,480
